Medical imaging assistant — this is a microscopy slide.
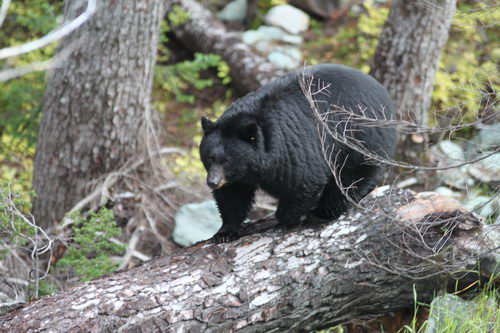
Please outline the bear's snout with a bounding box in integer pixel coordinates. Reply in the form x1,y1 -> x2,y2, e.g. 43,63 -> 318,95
207,164 -> 226,190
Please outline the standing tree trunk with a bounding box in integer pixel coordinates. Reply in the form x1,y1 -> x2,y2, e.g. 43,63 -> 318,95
370,0 -> 456,161
32,0 -> 165,229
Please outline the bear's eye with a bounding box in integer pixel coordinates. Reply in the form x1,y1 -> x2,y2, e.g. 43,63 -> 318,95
241,134 -> 256,144
239,122 -> 258,144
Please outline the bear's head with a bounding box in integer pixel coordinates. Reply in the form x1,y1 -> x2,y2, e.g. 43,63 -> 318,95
199,114 -> 265,190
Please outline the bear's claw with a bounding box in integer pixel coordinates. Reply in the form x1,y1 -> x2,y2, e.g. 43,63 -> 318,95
212,230 -> 239,243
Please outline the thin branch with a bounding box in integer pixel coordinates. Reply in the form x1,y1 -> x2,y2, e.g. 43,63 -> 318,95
298,70 -> 500,172
0,0 -> 96,60
0,40 -> 79,82
0,0 -> 11,28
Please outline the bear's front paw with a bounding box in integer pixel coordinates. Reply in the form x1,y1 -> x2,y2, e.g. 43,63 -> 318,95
305,214 -> 333,224
212,228 -> 240,243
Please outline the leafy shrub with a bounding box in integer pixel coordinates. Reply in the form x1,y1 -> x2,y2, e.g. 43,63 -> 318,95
167,5 -> 191,27
155,53 -> 231,104
58,208 -> 125,282
433,2 -> 500,122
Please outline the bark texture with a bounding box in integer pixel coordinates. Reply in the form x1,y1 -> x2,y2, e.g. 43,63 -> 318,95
167,0 -> 285,94
370,0 -> 456,158
32,0 -> 165,229
1,189 -> 496,332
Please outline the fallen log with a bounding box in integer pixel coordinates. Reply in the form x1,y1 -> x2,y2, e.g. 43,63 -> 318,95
166,0 -> 285,94
0,188 -> 497,332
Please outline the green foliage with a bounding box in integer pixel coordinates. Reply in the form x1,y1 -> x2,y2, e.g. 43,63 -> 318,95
304,0 -> 388,72
400,277 -> 500,333
0,1 -> 62,196
0,1 -> 62,154
157,5 -> 191,63
0,134 -> 34,196
0,1 -> 61,43
432,2 -> 500,122
155,53 -> 231,104
167,5 -> 191,27
58,208 -> 125,282
309,18 -> 325,36
156,20 -> 172,63
423,293 -> 499,332
217,60 -> 232,85
37,280 -> 58,297
0,75 -> 44,150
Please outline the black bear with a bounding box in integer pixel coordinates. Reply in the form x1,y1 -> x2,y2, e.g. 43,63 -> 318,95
200,64 -> 397,243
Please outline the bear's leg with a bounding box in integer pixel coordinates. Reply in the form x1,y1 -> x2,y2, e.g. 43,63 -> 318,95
275,197 -> 317,228
212,184 -> 256,243
350,166 -> 383,200
309,183 -> 349,220
311,166 -> 383,220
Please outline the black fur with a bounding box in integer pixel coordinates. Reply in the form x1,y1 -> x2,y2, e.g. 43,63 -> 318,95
200,64 -> 397,243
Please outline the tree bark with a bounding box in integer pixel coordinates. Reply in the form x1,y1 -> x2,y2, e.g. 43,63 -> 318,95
2,189 -> 496,332
31,0 -> 165,229
370,0 -> 456,160
167,0 -> 284,94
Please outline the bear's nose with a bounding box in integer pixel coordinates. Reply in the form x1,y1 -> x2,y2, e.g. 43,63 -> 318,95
207,179 -> 220,190
207,164 -> 226,190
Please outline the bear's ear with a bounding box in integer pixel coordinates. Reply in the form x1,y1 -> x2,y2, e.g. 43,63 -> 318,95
201,116 -> 214,133
239,121 -> 258,144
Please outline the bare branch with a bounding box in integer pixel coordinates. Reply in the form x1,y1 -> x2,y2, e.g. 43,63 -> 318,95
0,0 -> 11,28
0,0 -> 96,60
298,70 -> 500,172
0,185 -> 56,305
0,40 -> 79,82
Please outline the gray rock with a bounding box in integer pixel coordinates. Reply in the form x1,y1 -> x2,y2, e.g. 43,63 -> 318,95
438,166 -> 474,189
434,186 -> 462,199
217,0 -> 247,22
173,200 -> 222,247
468,152 -> 500,183
425,294 -> 497,333
481,221 -> 500,277
265,4 -> 310,34
267,49 -> 301,70
430,141 -> 473,189
478,123 -> 500,150
241,26 -> 303,70
467,123 -> 500,157
241,26 -> 303,45
464,195 -> 496,218
438,140 -> 465,160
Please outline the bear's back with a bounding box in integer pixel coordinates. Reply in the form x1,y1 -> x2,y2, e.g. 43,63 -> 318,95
216,64 -> 396,160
